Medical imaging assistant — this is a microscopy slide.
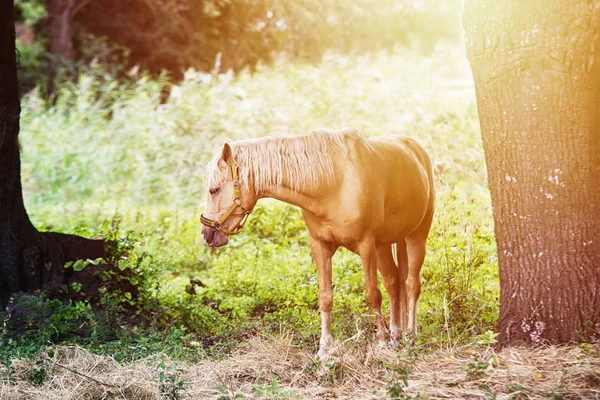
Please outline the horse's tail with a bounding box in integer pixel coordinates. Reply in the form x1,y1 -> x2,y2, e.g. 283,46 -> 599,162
392,137 -> 435,333
392,239 -> 409,331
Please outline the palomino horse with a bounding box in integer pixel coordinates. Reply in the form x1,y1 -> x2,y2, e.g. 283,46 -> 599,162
201,128 -> 434,356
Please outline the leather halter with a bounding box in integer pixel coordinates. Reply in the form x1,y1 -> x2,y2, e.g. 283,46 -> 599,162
200,161 -> 253,235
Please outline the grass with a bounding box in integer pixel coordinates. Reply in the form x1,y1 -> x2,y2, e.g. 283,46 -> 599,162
1,337 -> 599,399
0,44 -> 519,396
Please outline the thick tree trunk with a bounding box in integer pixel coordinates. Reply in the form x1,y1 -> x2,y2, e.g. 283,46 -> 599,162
1,0 -> 104,306
464,0 -> 600,345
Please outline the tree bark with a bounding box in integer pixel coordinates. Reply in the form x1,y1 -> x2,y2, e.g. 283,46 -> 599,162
47,0 -> 74,59
464,0 -> 600,345
1,0 -> 104,306
47,0 -> 91,60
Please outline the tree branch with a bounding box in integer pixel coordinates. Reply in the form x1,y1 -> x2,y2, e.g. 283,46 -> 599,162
70,0 -> 92,17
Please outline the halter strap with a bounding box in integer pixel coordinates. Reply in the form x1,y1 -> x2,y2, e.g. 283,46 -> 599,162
200,161 -> 253,235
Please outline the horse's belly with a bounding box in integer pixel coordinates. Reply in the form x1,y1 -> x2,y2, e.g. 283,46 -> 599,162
376,209 -> 427,243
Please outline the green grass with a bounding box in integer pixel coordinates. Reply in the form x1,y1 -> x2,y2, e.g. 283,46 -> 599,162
11,45 -> 498,361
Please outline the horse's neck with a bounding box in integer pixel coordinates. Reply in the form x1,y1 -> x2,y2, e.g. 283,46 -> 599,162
260,184 -> 321,213
256,159 -> 325,215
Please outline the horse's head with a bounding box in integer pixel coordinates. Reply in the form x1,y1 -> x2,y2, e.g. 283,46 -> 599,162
201,143 -> 257,247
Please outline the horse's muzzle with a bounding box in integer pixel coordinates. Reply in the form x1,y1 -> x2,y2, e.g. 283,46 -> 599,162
202,226 -> 229,247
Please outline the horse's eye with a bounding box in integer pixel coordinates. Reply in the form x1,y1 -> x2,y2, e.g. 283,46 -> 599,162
209,187 -> 221,196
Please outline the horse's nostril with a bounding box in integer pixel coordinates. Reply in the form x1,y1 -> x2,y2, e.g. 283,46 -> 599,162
202,227 -> 215,243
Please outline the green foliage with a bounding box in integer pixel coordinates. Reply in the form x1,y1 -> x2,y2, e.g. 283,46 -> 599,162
13,48 -> 498,364
477,330 -> 499,345
251,380 -> 295,398
156,361 -> 188,399
505,382 -> 526,399
17,0 -> 463,84
466,359 -> 490,380
381,345 -> 419,399
15,0 -> 47,25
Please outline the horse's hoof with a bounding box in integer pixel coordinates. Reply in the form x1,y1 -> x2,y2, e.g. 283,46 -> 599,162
316,347 -> 328,359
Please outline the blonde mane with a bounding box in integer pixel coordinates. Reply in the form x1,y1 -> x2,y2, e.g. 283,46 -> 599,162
206,128 -> 367,194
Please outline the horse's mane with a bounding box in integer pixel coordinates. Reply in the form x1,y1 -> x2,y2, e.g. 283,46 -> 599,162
206,128 -> 368,194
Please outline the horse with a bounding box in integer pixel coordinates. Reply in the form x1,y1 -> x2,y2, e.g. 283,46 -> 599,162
200,128 -> 435,356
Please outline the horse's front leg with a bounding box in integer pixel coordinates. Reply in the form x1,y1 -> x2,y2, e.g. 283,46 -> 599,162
309,236 -> 337,358
359,242 -> 387,346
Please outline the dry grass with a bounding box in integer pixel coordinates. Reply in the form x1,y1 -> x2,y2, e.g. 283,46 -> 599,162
1,336 -> 598,399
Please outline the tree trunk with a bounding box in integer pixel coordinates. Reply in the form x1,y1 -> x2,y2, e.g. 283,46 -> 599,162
47,0 -> 74,60
1,0 -> 104,306
464,0 -> 600,345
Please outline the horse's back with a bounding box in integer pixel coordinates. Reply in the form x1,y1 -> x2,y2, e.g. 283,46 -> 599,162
335,132 -> 434,242
366,135 -> 432,175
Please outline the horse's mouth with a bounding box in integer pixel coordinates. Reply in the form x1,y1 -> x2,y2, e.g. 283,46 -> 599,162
202,227 -> 230,247
209,236 -> 229,247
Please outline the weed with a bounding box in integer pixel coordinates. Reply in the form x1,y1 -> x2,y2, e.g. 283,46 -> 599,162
156,361 -> 187,399
251,380 -> 295,398
381,344 -> 419,399
466,359 -> 489,380
479,382 -> 497,399
550,385 -> 566,400
320,360 -> 344,385
26,356 -> 49,386
505,382 -> 525,399
477,330 -> 499,345
217,385 -> 245,400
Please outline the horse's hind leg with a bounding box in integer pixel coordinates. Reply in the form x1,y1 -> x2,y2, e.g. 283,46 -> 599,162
405,209 -> 434,335
405,237 -> 426,335
376,244 -> 401,345
394,240 -> 409,332
358,242 -> 386,346
309,236 -> 337,357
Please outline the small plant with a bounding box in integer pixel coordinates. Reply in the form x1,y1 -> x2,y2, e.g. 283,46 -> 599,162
550,384 -> 566,400
156,361 -> 187,400
26,356 -> 49,386
505,382 -> 525,399
381,345 -> 418,400
217,385 -> 245,400
479,382 -> 497,399
466,359 -> 489,380
385,362 -> 412,400
477,330 -> 499,345
251,380 -> 295,398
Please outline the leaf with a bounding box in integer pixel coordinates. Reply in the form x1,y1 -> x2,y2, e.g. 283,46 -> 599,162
73,260 -> 86,272
118,259 -> 128,271
531,372 -> 545,382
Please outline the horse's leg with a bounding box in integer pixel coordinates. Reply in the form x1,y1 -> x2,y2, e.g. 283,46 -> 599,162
405,237 -> 426,335
358,242 -> 386,346
405,207 -> 433,336
309,236 -> 337,357
394,239 -> 409,332
376,244 -> 401,346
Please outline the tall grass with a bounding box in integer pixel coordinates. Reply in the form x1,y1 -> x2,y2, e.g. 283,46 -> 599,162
17,45 -> 497,353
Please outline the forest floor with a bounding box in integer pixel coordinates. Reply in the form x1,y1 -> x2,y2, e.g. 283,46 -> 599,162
2,336 -> 599,399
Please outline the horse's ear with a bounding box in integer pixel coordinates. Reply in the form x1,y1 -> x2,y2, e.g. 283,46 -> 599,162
221,143 -> 233,163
